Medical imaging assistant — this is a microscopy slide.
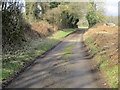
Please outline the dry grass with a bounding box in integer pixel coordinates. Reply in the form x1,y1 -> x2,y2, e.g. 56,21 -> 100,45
32,21 -> 58,37
84,24 -> 118,88
84,24 -> 118,65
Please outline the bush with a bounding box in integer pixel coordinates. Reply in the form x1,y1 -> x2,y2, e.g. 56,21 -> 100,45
86,2 -> 106,27
43,5 -> 79,29
2,2 -> 25,49
31,21 -> 58,37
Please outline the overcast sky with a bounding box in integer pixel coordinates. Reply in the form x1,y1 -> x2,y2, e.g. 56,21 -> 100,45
104,0 -> 119,16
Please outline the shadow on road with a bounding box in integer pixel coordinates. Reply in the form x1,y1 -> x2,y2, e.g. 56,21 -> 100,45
6,29 -> 103,88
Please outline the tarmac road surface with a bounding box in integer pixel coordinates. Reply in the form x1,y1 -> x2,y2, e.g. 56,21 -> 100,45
7,29 -> 104,88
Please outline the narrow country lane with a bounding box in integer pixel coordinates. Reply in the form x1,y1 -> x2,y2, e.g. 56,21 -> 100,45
7,29 -> 104,88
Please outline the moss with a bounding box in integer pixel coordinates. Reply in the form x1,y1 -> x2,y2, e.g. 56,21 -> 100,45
61,45 -> 73,61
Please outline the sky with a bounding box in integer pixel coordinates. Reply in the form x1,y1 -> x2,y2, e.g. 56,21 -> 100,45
104,0 -> 119,16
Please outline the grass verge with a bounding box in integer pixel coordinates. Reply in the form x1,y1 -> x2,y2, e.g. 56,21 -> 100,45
84,34 -> 118,88
2,28 -> 78,80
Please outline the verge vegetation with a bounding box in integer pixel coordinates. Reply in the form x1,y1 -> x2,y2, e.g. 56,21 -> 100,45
83,24 -> 118,88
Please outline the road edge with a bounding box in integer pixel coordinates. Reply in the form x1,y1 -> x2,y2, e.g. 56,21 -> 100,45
2,29 -> 79,88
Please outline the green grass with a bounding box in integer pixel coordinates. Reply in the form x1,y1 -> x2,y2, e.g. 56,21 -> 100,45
2,28 -> 78,80
78,26 -> 88,29
84,35 -> 118,88
60,44 -> 73,61
99,58 -> 118,88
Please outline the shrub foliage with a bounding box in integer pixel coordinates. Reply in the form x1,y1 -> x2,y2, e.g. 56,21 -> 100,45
2,2 -> 25,51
